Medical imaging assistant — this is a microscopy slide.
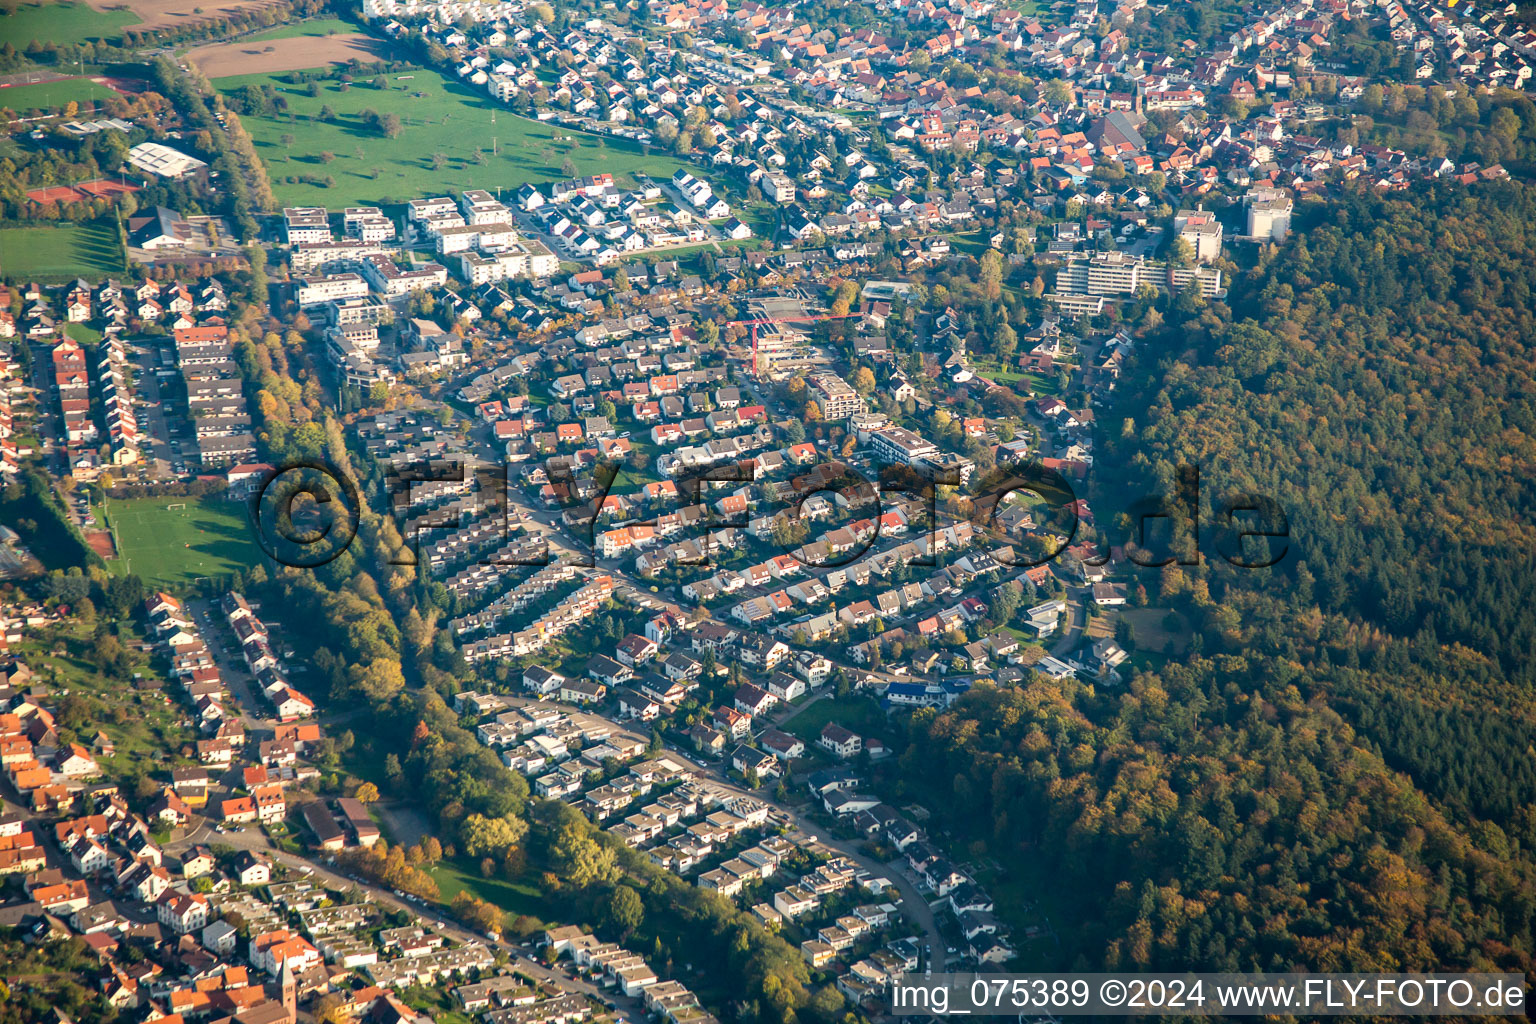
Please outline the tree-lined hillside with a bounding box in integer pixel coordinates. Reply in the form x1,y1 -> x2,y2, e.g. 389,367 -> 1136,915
900,181 -> 1536,975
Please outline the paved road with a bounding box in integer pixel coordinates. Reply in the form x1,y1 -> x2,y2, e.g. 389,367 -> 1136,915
126,341 -> 179,477
187,597 -> 272,730
1048,584 -> 1088,657
160,821 -> 641,1013
813,828 -> 946,961
25,341 -> 64,475
372,800 -> 431,847
647,737 -> 950,959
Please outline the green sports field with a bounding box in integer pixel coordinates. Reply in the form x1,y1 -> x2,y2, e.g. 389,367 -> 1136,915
0,77 -> 119,113
0,220 -> 124,279
102,495 -> 263,588
213,66 -> 699,207
0,1 -> 141,45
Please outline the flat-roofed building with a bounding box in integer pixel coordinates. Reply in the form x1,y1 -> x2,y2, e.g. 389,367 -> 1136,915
127,142 -> 208,180
1246,189 -> 1292,241
283,206 -> 333,245
296,274 -> 368,307
869,425 -> 939,467
808,371 -> 861,420
1174,207 -> 1223,262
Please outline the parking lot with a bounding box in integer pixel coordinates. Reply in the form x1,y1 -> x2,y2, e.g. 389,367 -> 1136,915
129,339 -> 194,477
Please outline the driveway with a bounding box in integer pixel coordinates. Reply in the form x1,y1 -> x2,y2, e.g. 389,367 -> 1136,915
127,342 -> 177,476
187,597 -> 272,730
1049,584 -> 1088,657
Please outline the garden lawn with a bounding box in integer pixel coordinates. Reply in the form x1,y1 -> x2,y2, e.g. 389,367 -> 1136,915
214,66 -> 700,207
735,200 -> 778,240
101,494 -> 263,588
64,322 -> 103,344
946,230 -> 990,256
0,1 -> 140,45
426,857 -> 547,924
972,358 -> 1031,385
0,77 -> 118,112
11,619 -> 195,777
0,220 -> 123,279
780,693 -> 889,745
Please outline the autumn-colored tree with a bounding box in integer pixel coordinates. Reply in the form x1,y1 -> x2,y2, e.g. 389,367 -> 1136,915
460,813 -> 530,860
452,891 -> 504,934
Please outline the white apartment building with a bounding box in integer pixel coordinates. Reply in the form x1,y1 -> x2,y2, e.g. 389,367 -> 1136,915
283,207 -> 333,245
296,273 -> 369,307
1057,251 -> 1224,299
1174,207 -> 1224,262
290,239 -> 389,275
1246,190 -> 1293,241
870,425 -> 939,468
344,206 -> 397,242
407,196 -> 459,223
458,239 -> 560,284
362,254 -> 449,295
765,174 -> 796,202
809,371 -> 862,420
434,223 -> 518,255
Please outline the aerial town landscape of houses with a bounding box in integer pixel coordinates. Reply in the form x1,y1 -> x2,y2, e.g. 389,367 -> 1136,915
1,0 -> 1535,1016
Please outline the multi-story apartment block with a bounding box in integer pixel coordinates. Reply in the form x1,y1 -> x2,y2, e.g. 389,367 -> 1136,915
808,371 -> 862,420
296,274 -> 370,308
290,238 -> 390,276
362,254 -> 449,296
344,206 -> 397,242
407,196 -> 459,223
1246,189 -> 1293,241
459,241 -> 560,284
1174,207 -> 1224,262
869,426 -> 939,468
1057,252 -> 1224,300
764,174 -> 796,202
283,207 -> 332,245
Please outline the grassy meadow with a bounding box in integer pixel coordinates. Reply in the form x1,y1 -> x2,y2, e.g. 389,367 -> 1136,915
214,65 -> 697,207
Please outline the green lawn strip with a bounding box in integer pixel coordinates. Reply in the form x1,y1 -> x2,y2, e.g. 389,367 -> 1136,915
0,220 -> 124,279
972,359 -> 1031,385
239,18 -> 360,41
945,230 -> 990,256
0,1 -> 140,45
213,66 -> 703,208
736,200 -> 777,239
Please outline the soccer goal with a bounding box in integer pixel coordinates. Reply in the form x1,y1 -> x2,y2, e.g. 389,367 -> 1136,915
166,502 -> 187,511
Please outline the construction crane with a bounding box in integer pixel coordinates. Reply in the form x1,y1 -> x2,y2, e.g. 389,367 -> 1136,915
726,312 -> 861,377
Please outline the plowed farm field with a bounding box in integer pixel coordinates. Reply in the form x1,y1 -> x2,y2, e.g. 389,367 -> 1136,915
85,0 -> 285,32
188,32 -> 392,76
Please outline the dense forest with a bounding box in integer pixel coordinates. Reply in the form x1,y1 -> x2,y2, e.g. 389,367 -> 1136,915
899,181 -> 1536,974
